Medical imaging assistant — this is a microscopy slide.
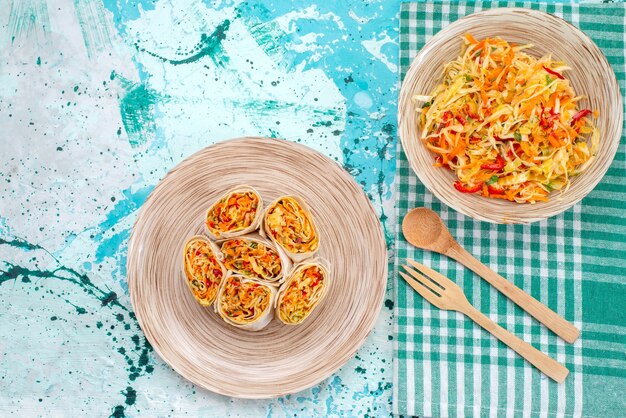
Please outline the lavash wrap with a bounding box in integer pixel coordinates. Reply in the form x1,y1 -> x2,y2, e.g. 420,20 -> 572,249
260,195 -> 320,263
275,258 -> 330,325
181,235 -> 227,307
215,275 -> 277,331
217,233 -> 292,286
204,185 -> 263,240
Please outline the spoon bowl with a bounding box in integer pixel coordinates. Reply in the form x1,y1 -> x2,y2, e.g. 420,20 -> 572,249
402,208 -> 453,254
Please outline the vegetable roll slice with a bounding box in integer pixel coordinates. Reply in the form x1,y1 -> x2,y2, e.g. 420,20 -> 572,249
262,196 -> 320,262
205,185 -> 263,239
182,235 -> 226,306
275,259 -> 330,325
219,235 -> 291,285
215,275 -> 276,331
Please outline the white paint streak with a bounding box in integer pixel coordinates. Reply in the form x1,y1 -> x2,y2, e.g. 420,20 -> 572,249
362,31 -> 398,73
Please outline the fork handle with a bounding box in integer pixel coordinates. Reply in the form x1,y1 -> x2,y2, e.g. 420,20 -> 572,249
461,304 -> 569,383
447,245 -> 580,343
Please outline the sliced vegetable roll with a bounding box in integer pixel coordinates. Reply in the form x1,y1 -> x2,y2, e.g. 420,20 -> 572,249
262,196 -> 320,262
205,185 -> 263,239
219,235 -> 291,285
182,235 -> 226,306
275,259 -> 330,325
215,275 -> 276,331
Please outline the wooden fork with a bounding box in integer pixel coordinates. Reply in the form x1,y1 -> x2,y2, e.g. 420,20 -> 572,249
400,259 -> 569,383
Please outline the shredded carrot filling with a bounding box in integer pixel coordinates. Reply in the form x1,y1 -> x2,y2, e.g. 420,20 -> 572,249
183,238 -> 223,303
414,34 -> 599,203
206,191 -> 259,237
221,239 -> 282,281
266,197 -> 319,253
278,265 -> 326,324
219,276 -> 271,324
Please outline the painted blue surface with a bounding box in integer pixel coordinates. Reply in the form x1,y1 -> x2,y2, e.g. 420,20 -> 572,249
0,0 -> 400,416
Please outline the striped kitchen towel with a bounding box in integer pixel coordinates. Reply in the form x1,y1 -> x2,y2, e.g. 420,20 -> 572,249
394,1 -> 626,416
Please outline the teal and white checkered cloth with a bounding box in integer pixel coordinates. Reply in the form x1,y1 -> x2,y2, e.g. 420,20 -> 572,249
394,2 -> 626,416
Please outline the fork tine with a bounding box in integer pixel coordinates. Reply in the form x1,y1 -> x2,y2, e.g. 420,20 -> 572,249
407,259 -> 457,289
399,271 -> 445,309
402,264 -> 444,294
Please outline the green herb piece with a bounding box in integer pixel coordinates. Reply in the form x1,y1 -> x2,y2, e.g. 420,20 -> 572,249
486,175 -> 499,185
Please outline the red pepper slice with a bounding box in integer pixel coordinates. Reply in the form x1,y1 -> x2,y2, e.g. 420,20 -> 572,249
570,109 -> 592,126
481,155 -> 505,171
455,114 -> 466,125
487,185 -> 505,195
465,105 -> 480,120
543,66 -> 564,80
507,143 -> 522,159
212,269 -> 221,277
454,181 -> 483,193
494,135 -> 514,142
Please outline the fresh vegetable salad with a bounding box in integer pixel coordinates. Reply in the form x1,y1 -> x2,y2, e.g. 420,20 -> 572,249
414,34 -> 598,203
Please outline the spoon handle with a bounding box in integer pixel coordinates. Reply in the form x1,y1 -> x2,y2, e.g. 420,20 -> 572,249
447,245 -> 580,344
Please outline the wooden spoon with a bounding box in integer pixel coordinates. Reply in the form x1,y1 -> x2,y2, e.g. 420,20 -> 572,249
402,207 -> 580,344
